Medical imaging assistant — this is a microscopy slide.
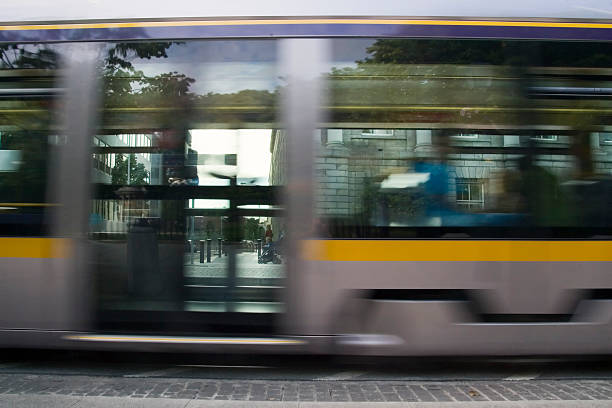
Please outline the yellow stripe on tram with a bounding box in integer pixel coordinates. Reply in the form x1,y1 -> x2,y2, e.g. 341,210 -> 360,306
2,18 -> 612,32
0,238 -> 70,259
65,335 -> 306,345
0,203 -> 60,207
302,240 -> 612,262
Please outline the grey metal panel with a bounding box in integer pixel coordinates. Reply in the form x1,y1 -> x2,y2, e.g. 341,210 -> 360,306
335,300 -> 612,355
0,258 -> 76,331
3,1 -> 612,22
279,39 -> 329,339
46,43 -> 101,331
312,260 -> 612,314
0,44 -> 100,336
300,259 -> 612,354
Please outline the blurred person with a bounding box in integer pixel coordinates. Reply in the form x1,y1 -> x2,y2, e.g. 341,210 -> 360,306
265,224 -> 273,243
518,155 -> 575,227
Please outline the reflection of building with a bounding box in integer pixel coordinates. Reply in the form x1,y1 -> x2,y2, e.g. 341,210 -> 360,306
91,134 -> 155,232
267,129 -> 287,238
313,129 -> 612,218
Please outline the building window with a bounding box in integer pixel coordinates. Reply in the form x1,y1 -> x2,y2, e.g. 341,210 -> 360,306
451,133 -> 478,139
361,129 -> 394,136
456,178 -> 485,209
603,133 -> 612,144
531,135 -> 558,141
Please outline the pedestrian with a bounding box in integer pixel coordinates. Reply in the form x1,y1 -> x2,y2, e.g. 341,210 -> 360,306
265,224 -> 273,244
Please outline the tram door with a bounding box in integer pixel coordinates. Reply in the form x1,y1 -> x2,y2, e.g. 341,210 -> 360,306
89,40 -> 286,333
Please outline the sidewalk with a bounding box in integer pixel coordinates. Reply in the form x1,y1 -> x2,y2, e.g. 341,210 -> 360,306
2,395 -> 611,407
1,374 -> 611,407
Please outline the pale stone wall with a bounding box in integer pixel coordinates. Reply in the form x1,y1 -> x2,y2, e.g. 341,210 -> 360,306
313,130 -> 612,218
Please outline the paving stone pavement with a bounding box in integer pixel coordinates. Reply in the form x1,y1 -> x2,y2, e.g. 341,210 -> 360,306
1,374 -> 612,402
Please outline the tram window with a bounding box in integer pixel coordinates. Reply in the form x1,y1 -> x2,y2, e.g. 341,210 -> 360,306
315,38 -> 612,239
91,40 -> 284,320
0,44 -> 62,236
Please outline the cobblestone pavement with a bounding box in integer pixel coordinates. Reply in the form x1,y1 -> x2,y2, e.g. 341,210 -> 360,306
1,374 -> 612,402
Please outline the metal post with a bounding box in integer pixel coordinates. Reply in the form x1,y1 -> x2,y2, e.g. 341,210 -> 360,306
218,238 -> 222,257
257,239 -> 262,258
206,239 -> 212,263
190,240 -> 194,265
199,240 -> 205,263
224,240 -> 228,256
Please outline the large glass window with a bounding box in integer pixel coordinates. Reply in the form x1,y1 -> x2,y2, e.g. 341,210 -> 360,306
315,39 -> 612,238
91,40 -> 284,327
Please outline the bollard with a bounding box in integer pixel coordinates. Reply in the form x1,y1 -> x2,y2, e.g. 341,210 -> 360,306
206,239 -> 212,263
190,240 -> 194,265
199,240 -> 205,263
218,238 -> 222,257
257,239 -> 262,258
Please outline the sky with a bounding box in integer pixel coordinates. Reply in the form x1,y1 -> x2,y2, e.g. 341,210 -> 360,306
190,129 -> 272,209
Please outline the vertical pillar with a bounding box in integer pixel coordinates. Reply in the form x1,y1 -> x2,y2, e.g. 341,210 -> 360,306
190,240 -> 195,265
503,135 -> 521,168
326,129 -> 343,145
281,38 -> 329,334
414,129 -> 433,154
590,132 -> 603,154
206,239 -> 211,263
405,129 -> 416,151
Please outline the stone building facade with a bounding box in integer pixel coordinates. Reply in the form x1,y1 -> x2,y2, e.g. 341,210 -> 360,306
313,129 -> 612,221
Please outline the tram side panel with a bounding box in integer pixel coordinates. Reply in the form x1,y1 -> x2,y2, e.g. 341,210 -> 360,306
0,43 -> 98,345
304,36 -> 612,355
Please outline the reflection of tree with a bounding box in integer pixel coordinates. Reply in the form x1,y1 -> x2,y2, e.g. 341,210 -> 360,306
111,153 -> 149,185
360,39 -> 507,65
0,44 -> 58,69
360,39 -> 612,67
102,42 -> 196,110
243,218 -> 260,241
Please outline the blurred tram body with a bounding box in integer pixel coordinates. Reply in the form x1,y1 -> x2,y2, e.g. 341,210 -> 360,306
0,1 -> 612,355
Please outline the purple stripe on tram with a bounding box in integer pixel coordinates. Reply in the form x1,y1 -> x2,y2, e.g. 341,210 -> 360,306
0,23 -> 612,42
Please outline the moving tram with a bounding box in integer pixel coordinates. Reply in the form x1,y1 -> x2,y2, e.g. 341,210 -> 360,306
1,2 -> 612,355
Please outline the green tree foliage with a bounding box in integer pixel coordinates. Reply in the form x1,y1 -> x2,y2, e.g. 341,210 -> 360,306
0,44 -> 58,69
242,217 -> 260,241
111,153 -> 149,185
360,39 -> 612,67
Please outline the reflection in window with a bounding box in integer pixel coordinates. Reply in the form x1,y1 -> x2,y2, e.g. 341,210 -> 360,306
317,37 -> 612,238
456,179 -> 485,209
531,135 -> 558,141
452,134 -> 479,139
0,44 -> 61,236
91,40 -> 284,317
361,129 -> 394,136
